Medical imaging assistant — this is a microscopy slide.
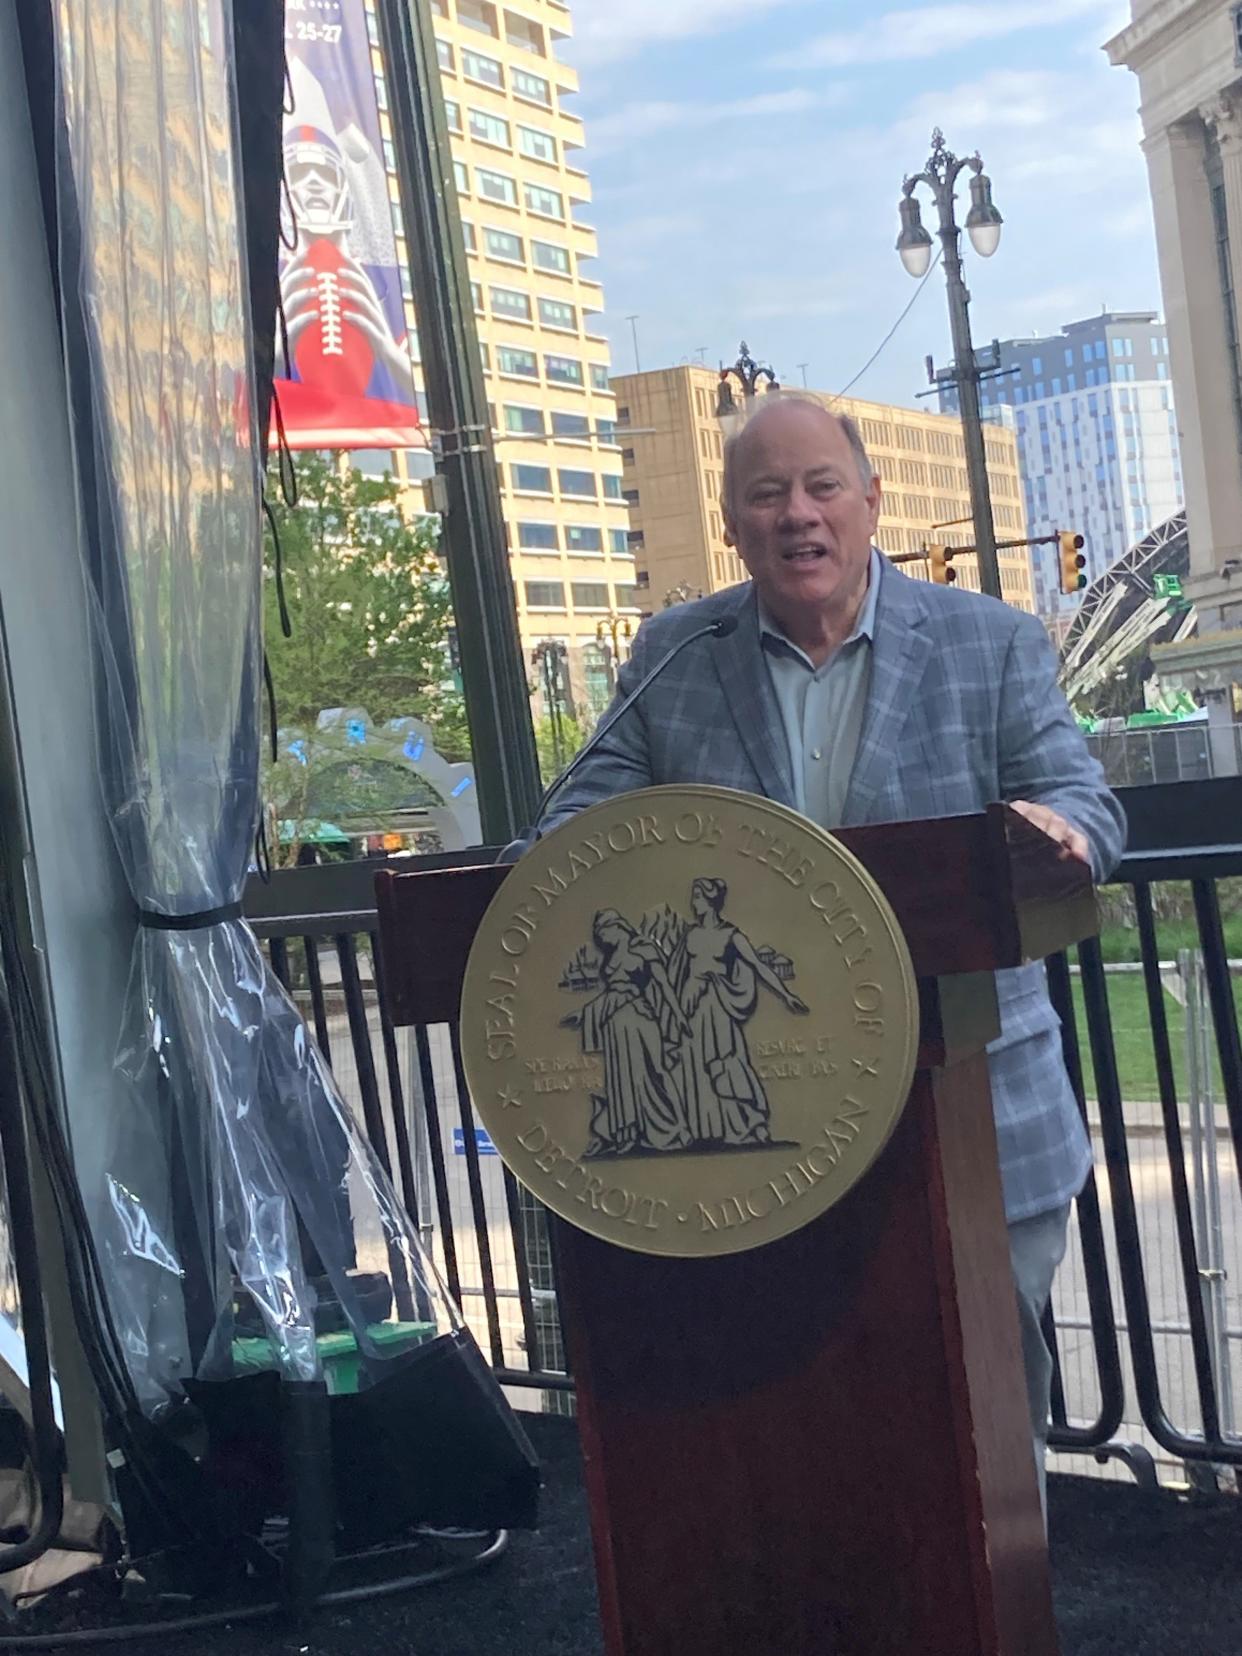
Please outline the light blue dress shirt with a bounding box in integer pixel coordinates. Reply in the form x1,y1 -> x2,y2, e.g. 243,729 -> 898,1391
758,548 -> 882,830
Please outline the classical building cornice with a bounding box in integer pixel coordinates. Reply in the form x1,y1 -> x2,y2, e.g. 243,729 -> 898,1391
1106,0 -> 1222,70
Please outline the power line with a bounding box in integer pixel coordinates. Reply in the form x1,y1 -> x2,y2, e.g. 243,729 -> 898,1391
830,250 -> 943,404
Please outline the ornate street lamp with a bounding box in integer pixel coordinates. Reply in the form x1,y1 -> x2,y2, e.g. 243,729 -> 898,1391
898,130 -> 1005,599
715,341 -> 781,432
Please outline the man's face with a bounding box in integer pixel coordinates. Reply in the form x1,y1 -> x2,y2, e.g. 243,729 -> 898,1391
723,403 -> 881,620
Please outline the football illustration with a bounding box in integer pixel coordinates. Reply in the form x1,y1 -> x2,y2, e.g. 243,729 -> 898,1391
292,237 -> 375,398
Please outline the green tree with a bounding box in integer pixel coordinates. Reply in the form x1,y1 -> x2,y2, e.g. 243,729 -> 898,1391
263,452 -> 468,753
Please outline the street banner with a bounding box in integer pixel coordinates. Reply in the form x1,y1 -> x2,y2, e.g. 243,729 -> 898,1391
277,0 -> 424,450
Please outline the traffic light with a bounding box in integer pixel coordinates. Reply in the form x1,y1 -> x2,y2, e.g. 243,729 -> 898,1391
1058,532 -> 1087,595
928,543 -> 956,585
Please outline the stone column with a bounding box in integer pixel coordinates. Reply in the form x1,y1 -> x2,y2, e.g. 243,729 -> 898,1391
1143,115 -> 1242,587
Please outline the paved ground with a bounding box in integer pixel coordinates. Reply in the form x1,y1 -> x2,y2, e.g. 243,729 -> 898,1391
306,993 -> 1242,1487
15,1415 -> 1242,1654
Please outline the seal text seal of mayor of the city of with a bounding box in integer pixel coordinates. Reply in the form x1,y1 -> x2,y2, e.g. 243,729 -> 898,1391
460,786 -> 919,1258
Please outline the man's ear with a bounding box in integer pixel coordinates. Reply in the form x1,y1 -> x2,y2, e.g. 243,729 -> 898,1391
723,509 -> 737,548
867,475 -> 882,534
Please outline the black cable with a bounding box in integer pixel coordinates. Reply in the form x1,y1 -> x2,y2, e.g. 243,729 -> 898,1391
262,495 -> 292,639
0,1531 -> 508,1648
830,249 -> 943,404
262,650 -> 279,764
269,385 -> 298,508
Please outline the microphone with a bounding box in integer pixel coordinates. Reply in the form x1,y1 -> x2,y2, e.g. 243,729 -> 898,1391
497,614 -> 740,862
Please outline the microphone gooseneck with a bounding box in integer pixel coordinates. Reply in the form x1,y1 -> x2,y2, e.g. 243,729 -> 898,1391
527,614 -> 738,832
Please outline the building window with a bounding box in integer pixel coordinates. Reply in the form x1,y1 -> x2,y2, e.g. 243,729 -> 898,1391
524,183 -> 564,220
512,66 -> 551,106
513,463 -> 553,493
517,521 -> 558,550
469,109 -> 511,148
598,418 -> 617,445
572,581 -> 609,608
460,219 -> 476,251
484,226 -> 524,263
444,100 -> 462,134
461,48 -> 503,89
504,405 -> 544,435
623,488 -> 640,505
539,297 -> 577,331
497,345 -> 538,378
616,405 -> 630,425
470,280 -> 484,313
558,468 -> 596,497
518,125 -> 556,163
532,239 -> 571,276
1031,356 -> 1042,375
436,39 -> 454,72
505,9 -> 545,53
567,527 -> 603,553
1234,1 -> 1242,59
453,160 -> 470,195
458,0 -> 499,35
525,580 -> 565,609
590,364 -> 611,391
490,284 -> 532,321
551,411 -> 590,439
545,353 -> 584,386
477,167 -> 518,207
609,529 -> 629,555
614,584 -> 642,609
602,475 -> 623,500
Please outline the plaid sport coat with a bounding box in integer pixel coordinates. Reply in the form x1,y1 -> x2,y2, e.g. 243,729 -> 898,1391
537,557 -> 1127,1222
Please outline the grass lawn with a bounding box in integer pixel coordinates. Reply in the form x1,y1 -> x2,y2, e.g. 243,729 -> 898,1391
1068,969 -> 1242,1103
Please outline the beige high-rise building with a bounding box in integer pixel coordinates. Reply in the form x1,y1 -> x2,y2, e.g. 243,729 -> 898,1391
611,367 -> 1035,614
366,0 -> 632,720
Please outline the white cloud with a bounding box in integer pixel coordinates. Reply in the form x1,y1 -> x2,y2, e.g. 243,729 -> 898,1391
568,0 -> 799,69
587,87 -> 821,156
767,0 -> 1118,71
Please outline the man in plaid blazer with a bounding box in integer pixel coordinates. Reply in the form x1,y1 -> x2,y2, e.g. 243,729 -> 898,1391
537,395 -> 1126,1503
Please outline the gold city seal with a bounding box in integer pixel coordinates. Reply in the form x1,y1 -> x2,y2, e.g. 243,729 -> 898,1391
460,786 -> 918,1258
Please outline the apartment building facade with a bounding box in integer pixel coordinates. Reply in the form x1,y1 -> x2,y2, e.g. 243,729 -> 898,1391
611,366 -> 1035,615
364,0 -> 634,717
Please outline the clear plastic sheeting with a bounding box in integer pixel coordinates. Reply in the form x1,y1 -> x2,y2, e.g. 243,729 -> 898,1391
54,0 -> 457,1412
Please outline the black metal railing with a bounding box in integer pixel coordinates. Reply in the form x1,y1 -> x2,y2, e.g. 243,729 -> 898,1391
244,778 -> 1242,1479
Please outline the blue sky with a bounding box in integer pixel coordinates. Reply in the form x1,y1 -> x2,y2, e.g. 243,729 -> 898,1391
564,0 -> 1153,408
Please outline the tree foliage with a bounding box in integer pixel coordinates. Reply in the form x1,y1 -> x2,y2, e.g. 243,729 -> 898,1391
263,453 -> 468,753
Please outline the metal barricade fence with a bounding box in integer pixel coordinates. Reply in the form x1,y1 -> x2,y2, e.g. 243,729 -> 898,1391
245,778 -> 1242,1480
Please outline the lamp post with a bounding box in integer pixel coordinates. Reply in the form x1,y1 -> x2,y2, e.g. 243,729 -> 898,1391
715,341 -> 780,433
530,640 -> 573,771
596,613 -> 634,689
897,129 -> 1005,600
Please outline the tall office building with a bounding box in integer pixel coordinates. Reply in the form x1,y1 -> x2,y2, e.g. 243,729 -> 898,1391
938,312 -> 1183,618
366,0 -> 633,715
612,366 -> 1035,614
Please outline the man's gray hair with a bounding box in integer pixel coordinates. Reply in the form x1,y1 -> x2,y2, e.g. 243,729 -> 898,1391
720,392 -> 876,517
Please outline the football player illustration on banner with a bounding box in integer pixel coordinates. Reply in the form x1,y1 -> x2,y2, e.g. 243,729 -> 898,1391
277,1 -> 425,450
278,124 -> 413,404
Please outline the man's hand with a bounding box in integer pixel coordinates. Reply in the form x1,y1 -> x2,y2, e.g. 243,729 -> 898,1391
1010,800 -> 1090,865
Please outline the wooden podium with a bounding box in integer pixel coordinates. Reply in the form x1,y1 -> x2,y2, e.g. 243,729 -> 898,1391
375,803 -> 1097,1656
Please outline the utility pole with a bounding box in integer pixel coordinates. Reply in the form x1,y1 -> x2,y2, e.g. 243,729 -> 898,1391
627,314 -> 642,373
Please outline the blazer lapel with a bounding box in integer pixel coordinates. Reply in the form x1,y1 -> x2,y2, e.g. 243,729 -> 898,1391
842,563 -> 933,825
712,588 -> 796,807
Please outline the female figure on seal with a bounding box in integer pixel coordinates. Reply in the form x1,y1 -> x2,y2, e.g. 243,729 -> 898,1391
670,877 -> 808,1148
565,909 -> 692,1157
